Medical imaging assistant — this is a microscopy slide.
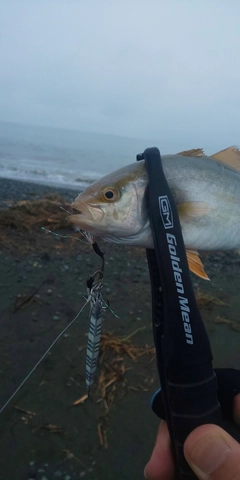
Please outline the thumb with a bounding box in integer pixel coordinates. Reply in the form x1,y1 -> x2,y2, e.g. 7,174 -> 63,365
184,424 -> 240,479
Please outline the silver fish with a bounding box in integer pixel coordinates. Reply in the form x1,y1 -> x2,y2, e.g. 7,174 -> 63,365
69,147 -> 240,279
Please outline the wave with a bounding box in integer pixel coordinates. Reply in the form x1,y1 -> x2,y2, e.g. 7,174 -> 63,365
75,170 -> 102,184
0,163 -> 102,190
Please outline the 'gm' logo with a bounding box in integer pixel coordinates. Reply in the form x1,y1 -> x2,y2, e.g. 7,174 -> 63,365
159,195 -> 174,229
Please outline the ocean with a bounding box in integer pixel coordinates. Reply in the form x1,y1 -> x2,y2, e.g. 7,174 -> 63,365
0,121 -> 164,190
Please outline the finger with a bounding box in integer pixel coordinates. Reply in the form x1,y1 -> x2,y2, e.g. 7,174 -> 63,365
184,423 -> 240,480
233,393 -> 240,426
144,421 -> 175,480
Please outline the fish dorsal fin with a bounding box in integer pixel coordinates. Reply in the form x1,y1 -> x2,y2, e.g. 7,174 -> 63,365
211,146 -> 240,172
178,148 -> 205,157
186,250 -> 210,280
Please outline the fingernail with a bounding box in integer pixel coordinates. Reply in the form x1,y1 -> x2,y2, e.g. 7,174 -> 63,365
190,434 -> 231,475
143,464 -> 148,479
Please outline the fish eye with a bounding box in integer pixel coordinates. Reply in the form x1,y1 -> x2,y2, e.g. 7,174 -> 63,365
105,191 -> 114,199
101,186 -> 120,202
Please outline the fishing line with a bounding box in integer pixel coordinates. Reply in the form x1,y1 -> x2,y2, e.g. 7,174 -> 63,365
0,298 -> 90,415
102,299 -> 120,318
41,227 -> 90,245
0,222 -> 114,408
59,205 -> 72,215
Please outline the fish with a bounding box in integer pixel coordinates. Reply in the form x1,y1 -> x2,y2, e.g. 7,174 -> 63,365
69,147 -> 240,280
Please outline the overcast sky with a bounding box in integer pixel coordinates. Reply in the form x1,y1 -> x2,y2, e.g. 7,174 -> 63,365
1,1 -> 240,151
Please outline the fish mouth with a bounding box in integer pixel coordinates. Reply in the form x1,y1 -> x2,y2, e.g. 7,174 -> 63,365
71,207 -> 84,215
69,203 -> 104,227
71,203 -> 90,216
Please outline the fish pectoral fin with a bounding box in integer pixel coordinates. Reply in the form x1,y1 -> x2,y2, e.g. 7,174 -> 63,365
211,146 -> 240,172
178,148 -> 205,157
186,250 -> 210,280
178,201 -> 211,219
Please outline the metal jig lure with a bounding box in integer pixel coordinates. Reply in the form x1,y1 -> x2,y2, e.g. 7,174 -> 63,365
85,242 -> 105,392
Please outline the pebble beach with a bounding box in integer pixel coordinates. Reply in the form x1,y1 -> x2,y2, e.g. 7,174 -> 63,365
0,177 -> 240,480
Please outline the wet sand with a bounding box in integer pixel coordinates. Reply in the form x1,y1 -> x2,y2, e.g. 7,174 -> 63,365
0,178 -> 240,480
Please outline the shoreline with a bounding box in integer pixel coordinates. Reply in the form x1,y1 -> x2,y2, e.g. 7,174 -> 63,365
0,176 -> 82,207
1,175 -> 240,479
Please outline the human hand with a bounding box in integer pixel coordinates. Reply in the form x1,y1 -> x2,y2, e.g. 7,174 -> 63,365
144,393 -> 240,480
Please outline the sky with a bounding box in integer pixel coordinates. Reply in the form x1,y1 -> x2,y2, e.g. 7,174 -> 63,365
1,0 -> 240,152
